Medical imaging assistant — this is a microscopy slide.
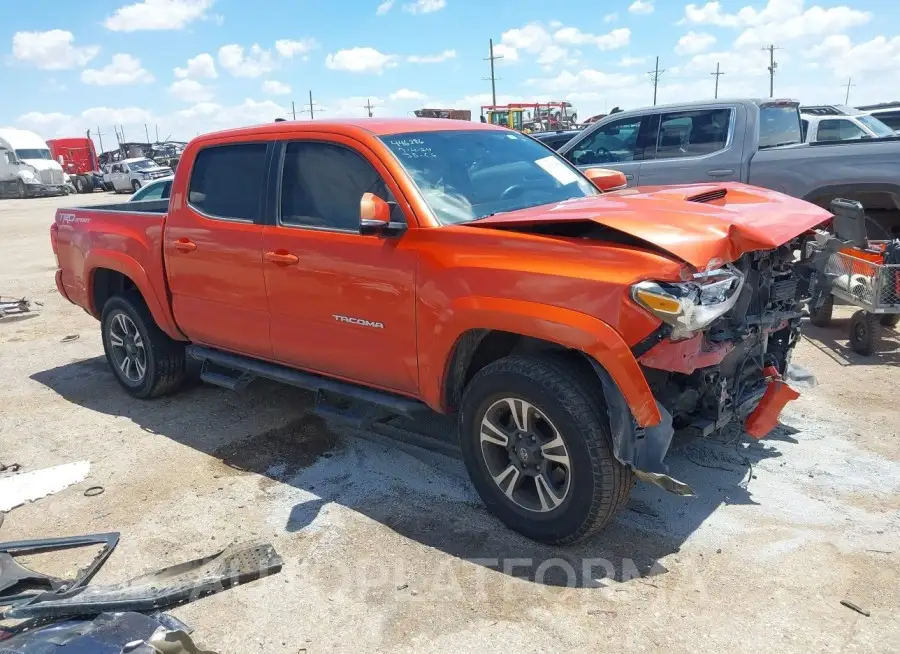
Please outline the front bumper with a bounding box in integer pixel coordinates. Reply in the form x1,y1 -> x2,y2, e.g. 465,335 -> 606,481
25,183 -> 66,197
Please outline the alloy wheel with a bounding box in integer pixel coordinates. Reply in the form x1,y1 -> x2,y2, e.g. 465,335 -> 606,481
108,312 -> 147,383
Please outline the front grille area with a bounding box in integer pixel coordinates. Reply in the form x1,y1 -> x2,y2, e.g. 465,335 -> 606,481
39,169 -> 64,185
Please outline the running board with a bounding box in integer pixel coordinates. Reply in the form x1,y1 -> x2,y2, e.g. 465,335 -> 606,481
187,345 -> 429,420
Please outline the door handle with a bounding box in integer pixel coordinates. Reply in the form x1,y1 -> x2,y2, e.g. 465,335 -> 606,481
624,173 -> 634,180
708,169 -> 735,177
264,250 -> 299,266
173,238 -> 197,253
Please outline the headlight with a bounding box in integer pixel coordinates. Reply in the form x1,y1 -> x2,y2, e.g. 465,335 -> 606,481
140,171 -> 152,178
631,265 -> 744,339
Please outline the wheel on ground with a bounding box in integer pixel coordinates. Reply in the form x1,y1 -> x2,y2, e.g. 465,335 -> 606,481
808,294 -> 834,327
16,180 -> 27,198
105,182 -> 115,192
80,176 -> 94,193
132,179 -> 141,192
849,310 -> 881,356
458,355 -> 632,545
879,314 -> 899,328
101,293 -> 187,398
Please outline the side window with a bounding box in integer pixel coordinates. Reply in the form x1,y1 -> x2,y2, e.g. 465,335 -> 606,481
161,181 -> 173,199
816,119 -> 866,142
189,143 -> 267,221
279,141 -> 398,230
655,109 -> 731,159
133,182 -> 165,201
2,150 -> 14,164
875,111 -> 900,130
800,119 -> 810,141
570,117 -> 643,165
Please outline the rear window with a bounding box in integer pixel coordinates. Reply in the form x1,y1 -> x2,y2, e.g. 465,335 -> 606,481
759,104 -> 802,148
188,143 -> 267,221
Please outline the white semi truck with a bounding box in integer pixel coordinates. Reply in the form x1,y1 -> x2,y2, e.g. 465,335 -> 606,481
0,128 -> 69,198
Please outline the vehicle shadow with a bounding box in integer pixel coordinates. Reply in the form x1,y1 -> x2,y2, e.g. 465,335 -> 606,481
801,317 -> 900,366
32,357 -> 787,588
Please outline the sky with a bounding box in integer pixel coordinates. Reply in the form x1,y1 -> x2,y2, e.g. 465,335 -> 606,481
3,0 -> 899,153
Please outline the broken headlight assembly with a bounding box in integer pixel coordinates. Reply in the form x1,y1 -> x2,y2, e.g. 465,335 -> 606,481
631,265 -> 745,339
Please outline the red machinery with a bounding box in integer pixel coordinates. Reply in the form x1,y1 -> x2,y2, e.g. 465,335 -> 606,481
46,136 -> 99,194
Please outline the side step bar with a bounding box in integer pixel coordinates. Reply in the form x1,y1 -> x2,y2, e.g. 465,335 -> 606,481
187,345 -> 429,420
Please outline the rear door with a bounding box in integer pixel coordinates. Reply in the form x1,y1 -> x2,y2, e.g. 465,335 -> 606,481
164,141 -> 273,358
637,105 -> 744,186
261,136 -> 419,394
111,164 -> 128,191
558,114 -> 655,186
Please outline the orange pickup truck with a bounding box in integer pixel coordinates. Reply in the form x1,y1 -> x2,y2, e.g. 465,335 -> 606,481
51,118 -> 833,544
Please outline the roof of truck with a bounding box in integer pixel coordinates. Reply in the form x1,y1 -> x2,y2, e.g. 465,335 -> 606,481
193,117 -> 503,144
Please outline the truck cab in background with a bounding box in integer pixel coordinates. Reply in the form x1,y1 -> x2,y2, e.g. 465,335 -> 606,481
0,128 -> 68,198
47,136 -> 101,194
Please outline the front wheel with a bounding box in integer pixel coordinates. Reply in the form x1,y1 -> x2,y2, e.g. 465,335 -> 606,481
101,293 -> 186,398
458,355 -> 632,545
132,179 -> 141,192
879,314 -> 899,328
808,294 -> 834,327
17,180 -> 27,198
849,310 -> 881,356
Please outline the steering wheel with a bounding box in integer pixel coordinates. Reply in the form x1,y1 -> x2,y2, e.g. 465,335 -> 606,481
587,146 -> 615,164
500,184 -> 528,200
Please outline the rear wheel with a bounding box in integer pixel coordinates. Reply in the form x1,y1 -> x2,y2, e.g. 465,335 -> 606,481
73,176 -> 86,193
458,355 -> 632,545
132,179 -> 141,192
80,175 -> 94,193
849,310 -> 881,356
101,293 -> 186,398
879,314 -> 900,328
808,294 -> 834,327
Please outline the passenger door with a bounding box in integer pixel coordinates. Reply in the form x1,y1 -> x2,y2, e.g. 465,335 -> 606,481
164,141 -> 273,359
637,106 -> 744,186
111,164 -> 128,191
262,138 -> 419,394
558,115 -> 654,186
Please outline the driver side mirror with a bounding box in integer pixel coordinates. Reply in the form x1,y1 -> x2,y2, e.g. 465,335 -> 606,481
360,192 -> 406,237
583,167 -> 628,192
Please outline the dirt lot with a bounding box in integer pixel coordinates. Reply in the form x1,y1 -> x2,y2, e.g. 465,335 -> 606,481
1,193 -> 899,653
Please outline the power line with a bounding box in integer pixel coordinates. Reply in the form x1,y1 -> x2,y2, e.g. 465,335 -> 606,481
483,38 -> 504,107
362,99 -> 377,117
647,56 -> 665,106
843,77 -> 856,105
762,44 -> 781,97
710,62 -> 725,99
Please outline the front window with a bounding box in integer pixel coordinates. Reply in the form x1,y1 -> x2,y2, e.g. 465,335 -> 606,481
758,104 -> 802,148
857,115 -> 895,138
15,148 -> 51,160
816,118 -> 867,142
128,158 -> 156,170
380,130 -> 598,225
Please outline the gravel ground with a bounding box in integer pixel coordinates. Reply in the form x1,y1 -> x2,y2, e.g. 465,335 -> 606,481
1,193 -> 899,653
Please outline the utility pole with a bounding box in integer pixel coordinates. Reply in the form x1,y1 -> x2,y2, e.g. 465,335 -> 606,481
96,126 -> 105,153
291,101 -> 296,120
762,44 -> 780,97
144,124 -> 151,144
363,99 -> 375,117
155,125 -> 159,142
647,56 -> 665,106
843,77 -> 855,104
119,125 -> 126,142
483,38 -> 504,107
711,62 -> 725,99
307,90 -> 315,119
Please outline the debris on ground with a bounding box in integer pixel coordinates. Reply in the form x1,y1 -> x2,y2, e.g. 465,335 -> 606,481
0,297 -> 39,321
840,600 -> 871,617
0,461 -> 90,512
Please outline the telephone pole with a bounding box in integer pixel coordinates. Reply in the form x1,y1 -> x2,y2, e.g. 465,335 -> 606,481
95,126 -> 105,153
762,44 -> 780,97
363,99 -> 375,117
291,101 -> 296,120
843,77 -> 856,104
711,62 -> 725,99
304,90 -> 323,120
647,56 -> 665,105
483,38 -> 504,107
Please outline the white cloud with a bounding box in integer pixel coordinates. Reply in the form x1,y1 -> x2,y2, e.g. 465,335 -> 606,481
618,55 -> 649,66
325,47 -> 398,73
629,0 -> 654,15
604,13 -> 618,23
492,44 -> 519,62
805,34 -> 900,79
406,49 -> 456,63
169,79 -> 214,102
537,44 -> 571,66
262,80 -> 291,95
402,0 -> 445,13
554,26 -> 630,50
218,44 -> 274,77
81,54 -> 154,85
675,31 -> 716,55
274,38 -> 318,58
376,0 -> 395,14
104,0 -> 214,32
527,68 -> 639,93
498,22 -> 628,66
175,53 -> 217,79
390,88 -> 426,100
11,30 -> 100,70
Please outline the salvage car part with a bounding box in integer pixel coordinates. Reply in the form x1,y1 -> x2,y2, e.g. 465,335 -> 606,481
0,533 -> 119,606
4,542 -> 282,620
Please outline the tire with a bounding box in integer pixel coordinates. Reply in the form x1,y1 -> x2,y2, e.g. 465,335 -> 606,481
73,176 -> 86,193
100,293 -> 187,399
458,355 -> 632,545
132,179 -> 141,192
849,310 -> 881,356
808,294 -> 834,327
80,176 -> 94,193
879,314 -> 900,328
16,180 -> 27,199
105,182 -> 115,192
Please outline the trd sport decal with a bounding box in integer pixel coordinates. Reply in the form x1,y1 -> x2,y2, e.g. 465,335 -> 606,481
333,314 -> 385,329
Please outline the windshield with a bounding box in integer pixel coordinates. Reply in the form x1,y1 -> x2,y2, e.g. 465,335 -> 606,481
15,148 -> 52,160
129,158 -> 156,170
758,104 -> 802,148
857,115 -> 896,138
380,130 -> 598,224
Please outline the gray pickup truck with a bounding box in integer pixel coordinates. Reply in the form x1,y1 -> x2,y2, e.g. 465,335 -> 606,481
558,98 -> 900,237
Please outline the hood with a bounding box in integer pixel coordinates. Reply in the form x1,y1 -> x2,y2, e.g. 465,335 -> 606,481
21,159 -> 63,172
472,182 -> 832,268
